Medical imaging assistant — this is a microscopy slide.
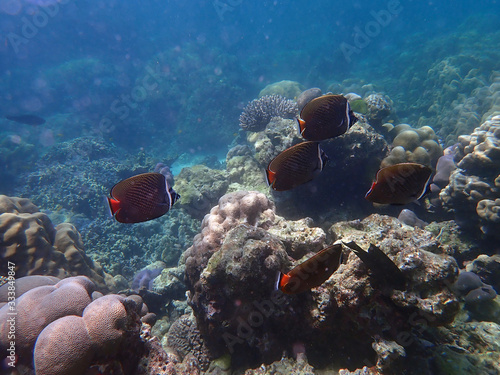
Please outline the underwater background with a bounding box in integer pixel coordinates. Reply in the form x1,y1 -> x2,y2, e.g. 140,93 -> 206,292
0,0 -> 500,374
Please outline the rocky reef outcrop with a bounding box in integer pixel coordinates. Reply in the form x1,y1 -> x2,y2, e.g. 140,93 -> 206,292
440,115 -> 500,239
176,192 -> 460,372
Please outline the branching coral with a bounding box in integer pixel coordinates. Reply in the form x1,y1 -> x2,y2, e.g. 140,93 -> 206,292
239,95 -> 298,131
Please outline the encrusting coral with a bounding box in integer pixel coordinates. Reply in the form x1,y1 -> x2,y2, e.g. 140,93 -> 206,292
0,195 -> 115,292
440,115 -> 500,238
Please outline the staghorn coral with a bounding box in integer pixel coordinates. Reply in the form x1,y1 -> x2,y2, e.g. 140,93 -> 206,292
239,95 -> 298,131
440,115 -> 500,238
0,195 -> 114,292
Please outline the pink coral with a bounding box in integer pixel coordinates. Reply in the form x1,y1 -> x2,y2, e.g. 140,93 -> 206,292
183,191 -> 275,288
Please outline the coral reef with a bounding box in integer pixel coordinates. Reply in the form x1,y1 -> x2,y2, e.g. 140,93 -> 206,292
179,192 -> 459,371
258,80 -> 305,99
166,313 -> 211,370
381,124 -> 443,168
0,275 -> 189,374
440,115 -> 500,238
239,95 -> 298,132
365,93 -> 393,126
274,117 -> 390,221
182,191 -> 276,289
174,164 -> 229,219
0,195 -> 114,292
83,208 -> 200,276
246,117 -> 303,167
18,136 -> 155,220
465,254 -> 500,293
226,145 -> 268,194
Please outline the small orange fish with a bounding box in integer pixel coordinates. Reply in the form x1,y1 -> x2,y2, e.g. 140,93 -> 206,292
276,244 -> 343,294
106,172 -> 179,223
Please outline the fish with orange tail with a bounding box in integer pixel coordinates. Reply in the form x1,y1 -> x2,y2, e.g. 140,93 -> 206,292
106,172 -> 180,223
276,244 -> 343,294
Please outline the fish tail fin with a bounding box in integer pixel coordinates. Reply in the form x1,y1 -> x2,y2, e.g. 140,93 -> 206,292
297,117 -> 306,135
105,196 -> 120,217
274,271 -> 283,291
265,169 -> 276,188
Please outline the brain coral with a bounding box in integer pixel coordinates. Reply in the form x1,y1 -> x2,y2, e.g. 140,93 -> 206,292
440,115 -> 500,238
239,95 -> 298,131
0,195 -> 114,292
0,275 -> 169,374
0,276 -> 95,362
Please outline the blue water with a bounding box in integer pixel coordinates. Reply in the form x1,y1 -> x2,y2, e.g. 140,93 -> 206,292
1,1 -> 498,158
